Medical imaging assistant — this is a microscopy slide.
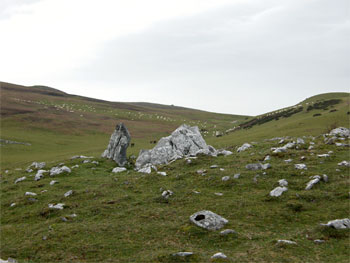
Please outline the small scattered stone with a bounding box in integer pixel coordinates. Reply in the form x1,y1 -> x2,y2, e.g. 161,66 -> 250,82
112,167 -> 127,173
91,161 -> 99,165
278,179 -> 288,187
320,218 -> 350,229
35,170 -> 47,181
161,190 -> 173,199
317,154 -> 330,158
220,229 -> 237,235
50,166 -> 71,176
10,203 -> 16,207
64,190 -> 73,197
27,198 -> 38,202
49,203 -> 65,210
190,210 -> 228,230
14,176 -> 26,184
172,252 -> 194,257
220,168 -> 225,171
277,240 -> 297,245
83,159 -> 91,163
215,192 -> 223,196
50,180 -> 58,185
233,173 -> 240,179
305,176 -> 321,190
297,138 -> 305,144
197,169 -> 207,175
71,165 -> 79,169
270,187 -> 288,197
42,236 -> 48,241
284,159 -> 293,163
210,165 -> 219,169
222,176 -> 230,181
41,190 -> 48,193
300,156 -> 306,161
138,166 -> 152,174
314,239 -> 325,244
211,252 -> 227,259
25,192 -> 37,196
295,164 -> 307,170
61,217 -> 68,222
322,174 -> 329,182
237,143 -> 252,152
264,155 -> 271,161
157,171 -> 167,176
338,161 -> 350,167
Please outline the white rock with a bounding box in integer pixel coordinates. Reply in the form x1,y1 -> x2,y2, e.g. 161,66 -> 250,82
284,159 -> 293,163
338,161 -> 350,167
50,180 -> 58,185
317,154 -> 330,158
50,166 -> 71,176
308,146 -> 314,150
210,165 -> 219,169
92,161 -> 99,165
214,192 -> 223,196
270,187 -> 288,197
220,168 -> 225,171
48,203 -> 65,210
295,164 -> 307,170
314,239 -> 325,244
217,150 -> 233,156
25,192 -> 37,196
161,190 -> 173,199
305,176 -> 321,190
157,171 -> 167,176
329,127 -> 350,138
138,166 -> 152,174
14,176 -> 26,184
71,165 -> 79,169
220,229 -> 237,235
172,252 -> 193,257
322,174 -> 329,182
190,210 -> 228,230
222,176 -> 230,182
211,252 -> 227,259
297,138 -> 305,144
112,167 -> 127,173
35,169 -> 47,181
278,179 -> 288,187
82,160 -> 91,163
233,173 -> 240,179
237,143 -> 252,152
320,218 -> 350,229
64,190 -> 73,197
264,155 -> 271,161
277,240 -> 297,245
10,203 -> 16,207
28,162 -> 46,170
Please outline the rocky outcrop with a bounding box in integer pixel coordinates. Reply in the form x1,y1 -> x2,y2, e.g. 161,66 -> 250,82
102,123 -> 131,166
135,124 -> 217,169
321,218 -> 350,229
329,127 -> 349,138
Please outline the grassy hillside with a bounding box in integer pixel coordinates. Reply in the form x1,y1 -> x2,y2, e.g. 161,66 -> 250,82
0,82 -> 247,169
1,82 -> 349,262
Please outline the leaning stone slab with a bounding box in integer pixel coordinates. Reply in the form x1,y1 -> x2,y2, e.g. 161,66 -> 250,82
320,218 -> 350,229
270,187 -> 288,197
102,123 -> 131,166
190,210 -> 228,230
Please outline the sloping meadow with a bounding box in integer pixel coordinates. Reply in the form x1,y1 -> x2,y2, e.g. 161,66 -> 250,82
1,134 -> 349,262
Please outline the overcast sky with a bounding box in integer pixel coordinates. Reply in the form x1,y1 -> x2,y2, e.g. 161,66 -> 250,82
1,0 -> 349,115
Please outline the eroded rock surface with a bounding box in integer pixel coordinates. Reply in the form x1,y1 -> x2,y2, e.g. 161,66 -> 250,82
102,123 -> 131,166
190,210 -> 228,230
135,124 -> 217,169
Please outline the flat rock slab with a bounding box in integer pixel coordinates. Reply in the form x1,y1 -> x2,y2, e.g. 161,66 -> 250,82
112,167 -> 127,173
270,187 -> 288,197
190,210 -> 228,230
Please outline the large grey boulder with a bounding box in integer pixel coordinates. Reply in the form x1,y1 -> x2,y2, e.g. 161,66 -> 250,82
320,218 -> 350,229
190,210 -> 228,230
329,127 -> 350,138
135,124 -> 216,169
102,123 -> 131,166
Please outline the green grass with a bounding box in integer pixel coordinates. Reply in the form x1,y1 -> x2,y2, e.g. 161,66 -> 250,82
1,135 -> 349,262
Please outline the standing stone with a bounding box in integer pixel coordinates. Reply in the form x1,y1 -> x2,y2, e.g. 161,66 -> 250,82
102,123 -> 131,166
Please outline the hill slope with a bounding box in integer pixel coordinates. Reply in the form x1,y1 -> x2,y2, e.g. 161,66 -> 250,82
0,81 -> 247,168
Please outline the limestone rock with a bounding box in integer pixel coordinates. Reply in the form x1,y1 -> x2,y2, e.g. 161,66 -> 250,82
64,190 -> 73,197
25,192 -> 37,196
220,229 -> 237,235
217,149 -> 233,156
157,171 -> 167,176
222,176 -> 230,182
277,240 -> 297,245
211,252 -> 227,259
233,173 -> 240,179
338,161 -> 350,167
135,124 -> 216,169
190,210 -> 228,230
112,167 -> 127,173
35,170 -> 47,181
237,143 -> 252,152
48,203 -> 65,210
138,166 -> 152,174
297,138 -> 305,144
50,180 -> 58,185
28,162 -> 46,170
102,123 -> 131,166
305,176 -> 321,190
14,176 -> 26,184
295,164 -> 307,170
172,252 -> 194,257
270,187 -> 288,197
161,190 -> 173,199
50,166 -> 71,176
329,127 -> 350,138
278,179 -> 288,187
246,163 -> 271,170
321,218 -> 350,229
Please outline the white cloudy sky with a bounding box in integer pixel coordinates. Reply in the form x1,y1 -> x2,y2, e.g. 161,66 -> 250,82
1,0 -> 349,115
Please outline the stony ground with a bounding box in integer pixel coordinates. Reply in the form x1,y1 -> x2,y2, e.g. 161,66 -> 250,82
1,133 -> 349,262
